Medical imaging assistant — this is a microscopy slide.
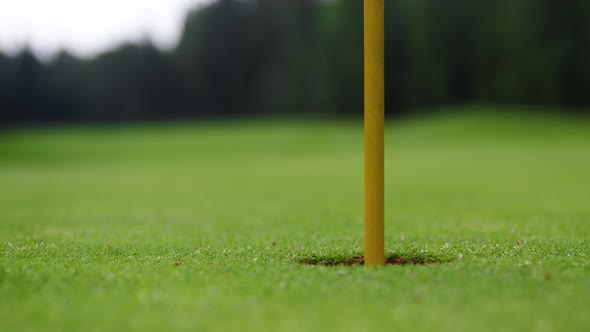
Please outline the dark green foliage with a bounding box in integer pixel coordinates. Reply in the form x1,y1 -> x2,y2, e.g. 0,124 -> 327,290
1,0 -> 589,125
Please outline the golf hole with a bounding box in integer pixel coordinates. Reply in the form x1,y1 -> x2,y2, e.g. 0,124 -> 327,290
297,255 -> 442,267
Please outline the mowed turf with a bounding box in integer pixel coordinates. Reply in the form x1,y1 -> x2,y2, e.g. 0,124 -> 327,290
1,108 -> 589,331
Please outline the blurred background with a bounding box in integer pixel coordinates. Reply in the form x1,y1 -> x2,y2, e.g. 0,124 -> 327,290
1,0 -> 589,126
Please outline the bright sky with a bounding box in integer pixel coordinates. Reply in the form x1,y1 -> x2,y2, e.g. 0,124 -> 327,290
0,0 -> 214,60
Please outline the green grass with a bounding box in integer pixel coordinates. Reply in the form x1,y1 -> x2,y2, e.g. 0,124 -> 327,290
1,107 -> 589,331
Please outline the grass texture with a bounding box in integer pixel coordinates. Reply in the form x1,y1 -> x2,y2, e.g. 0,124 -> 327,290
1,108 -> 589,331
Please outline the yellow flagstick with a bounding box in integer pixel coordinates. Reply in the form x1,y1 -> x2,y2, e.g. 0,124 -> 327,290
364,0 -> 385,267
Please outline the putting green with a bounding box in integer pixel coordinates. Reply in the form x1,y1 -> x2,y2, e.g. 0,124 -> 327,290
1,108 -> 589,331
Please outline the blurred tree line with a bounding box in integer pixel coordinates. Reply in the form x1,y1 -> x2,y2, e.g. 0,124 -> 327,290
1,0 -> 589,125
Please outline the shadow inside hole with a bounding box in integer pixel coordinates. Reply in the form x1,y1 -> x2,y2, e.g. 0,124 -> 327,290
297,254 -> 446,266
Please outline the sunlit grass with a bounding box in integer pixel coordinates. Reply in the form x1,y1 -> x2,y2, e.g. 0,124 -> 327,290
1,107 -> 589,331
